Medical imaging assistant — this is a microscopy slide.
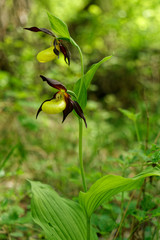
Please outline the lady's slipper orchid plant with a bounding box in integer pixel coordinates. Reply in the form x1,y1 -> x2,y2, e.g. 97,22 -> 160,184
24,13 -> 117,240
36,75 -> 87,127
24,27 -> 70,65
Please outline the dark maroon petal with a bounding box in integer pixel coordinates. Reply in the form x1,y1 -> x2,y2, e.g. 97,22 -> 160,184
53,47 -> 60,57
59,42 -> 71,65
40,75 -> 67,91
53,39 -> 60,57
71,100 -> 87,128
62,96 -> 74,123
24,27 -> 55,37
36,104 -> 43,119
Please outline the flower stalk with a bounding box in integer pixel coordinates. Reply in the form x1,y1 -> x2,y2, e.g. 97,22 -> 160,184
134,120 -> 140,143
76,41 -> 90,240
75,41 -> 87,193
79,119 -> 87,192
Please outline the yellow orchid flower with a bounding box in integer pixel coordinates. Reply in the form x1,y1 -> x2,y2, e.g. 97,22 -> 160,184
36,75 -> 87,127
24,27 -> 70,65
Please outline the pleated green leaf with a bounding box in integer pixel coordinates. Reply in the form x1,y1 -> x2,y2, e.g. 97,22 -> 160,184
79,168 -> 160,217
84,56 -> 112,89
30,181 -> 97,240
47,12 -> 70,39
74,78 -> 87,110
74,56 -> 112,110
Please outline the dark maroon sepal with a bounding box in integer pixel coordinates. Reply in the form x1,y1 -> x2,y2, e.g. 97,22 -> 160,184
40,75 -> 67,91
24,27 -> 55,37
72,100 -> 87,128
62,97 -> 74,123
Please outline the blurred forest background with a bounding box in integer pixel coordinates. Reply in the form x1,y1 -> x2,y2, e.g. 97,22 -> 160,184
0,0 -> 160,239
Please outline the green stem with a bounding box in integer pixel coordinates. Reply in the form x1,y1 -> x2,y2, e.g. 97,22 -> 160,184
71,37 -> 89,239
77,45 -> 84,76
79,119 -> 87,192
77,42 -> 89,240
75,43 -> 84,99
71,38 -> 87,191
70,37 -> 84,75
134,120 -> 140,143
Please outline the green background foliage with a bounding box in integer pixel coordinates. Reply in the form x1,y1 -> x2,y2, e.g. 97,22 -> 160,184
0,0 -> 160,239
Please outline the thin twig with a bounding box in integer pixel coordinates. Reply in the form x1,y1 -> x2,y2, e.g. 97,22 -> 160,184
112,190 -> 136,240
129,215 -> 154,239
143,91 -> 150,150
154,131 -> 160,144
130,179 -> 146,239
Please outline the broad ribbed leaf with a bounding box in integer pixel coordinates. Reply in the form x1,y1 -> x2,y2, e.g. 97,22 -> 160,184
47,12 -> 70,39
74,56 -> 112,110
79,168 -> 160,217
30,181 -> 97,240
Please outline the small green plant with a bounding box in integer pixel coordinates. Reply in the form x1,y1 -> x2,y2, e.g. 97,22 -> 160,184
24,13 -> 160,240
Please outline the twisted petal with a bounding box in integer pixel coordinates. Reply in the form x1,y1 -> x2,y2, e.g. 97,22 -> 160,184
36,97 -> 53,119
62,96 -> 87,127
71,100 -> 87,128
53,39 -> 60,57
24,27 -> 55,37
40,75 -> 67,91
59,41 -> 71,65
53,39 -> 71,65
62,95 -> 74,123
